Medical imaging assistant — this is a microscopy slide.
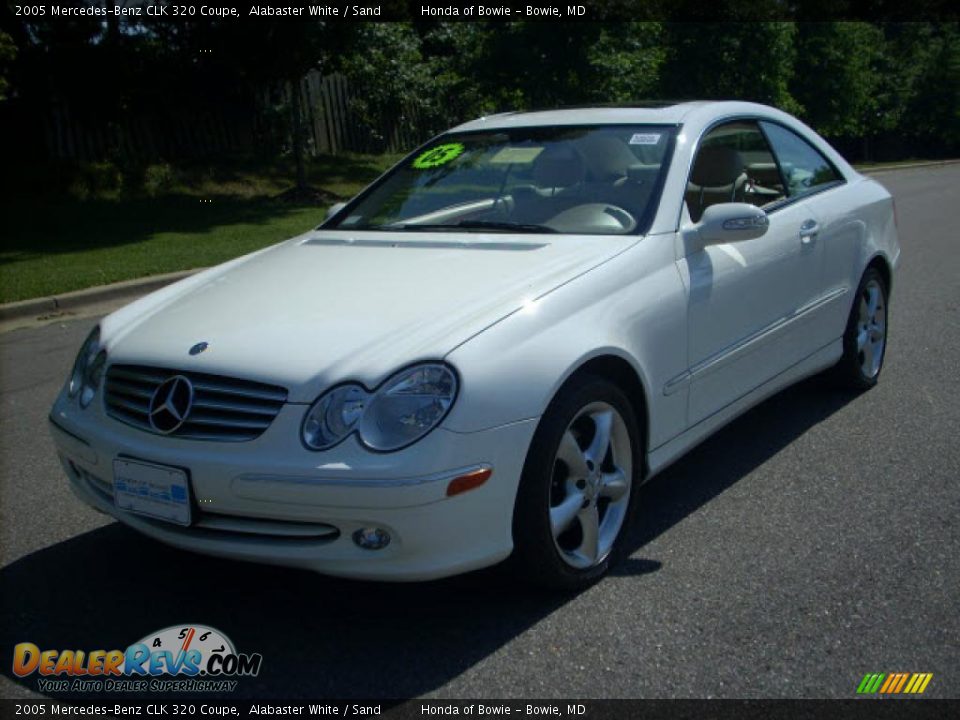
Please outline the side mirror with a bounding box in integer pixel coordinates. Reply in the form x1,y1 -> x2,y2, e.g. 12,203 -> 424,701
325,202 -> 346,221
696,203 -> 769,245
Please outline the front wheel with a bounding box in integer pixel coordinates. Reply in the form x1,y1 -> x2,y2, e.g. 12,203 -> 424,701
511,375 -> 641,590
834,267 -> 889,390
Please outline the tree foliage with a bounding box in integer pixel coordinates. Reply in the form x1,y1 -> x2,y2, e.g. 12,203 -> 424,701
2,16 -> 957,167
660,23 -> 800,112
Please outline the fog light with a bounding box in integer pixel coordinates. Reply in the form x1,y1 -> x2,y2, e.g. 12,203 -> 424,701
353,527 -> 391,550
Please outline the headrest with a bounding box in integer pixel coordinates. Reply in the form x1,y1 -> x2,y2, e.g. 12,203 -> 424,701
625,164 -> 658,183
533,146 -> 585,188
691,146 -> 743,187
576,134 -> 635,182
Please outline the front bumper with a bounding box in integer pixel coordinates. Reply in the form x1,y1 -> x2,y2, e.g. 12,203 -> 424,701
49,389 -> 537,581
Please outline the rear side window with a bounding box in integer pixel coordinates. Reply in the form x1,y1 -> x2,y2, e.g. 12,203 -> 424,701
760,122 -> 842,198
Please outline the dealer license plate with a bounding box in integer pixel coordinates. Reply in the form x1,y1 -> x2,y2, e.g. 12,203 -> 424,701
113,458 -> 191,526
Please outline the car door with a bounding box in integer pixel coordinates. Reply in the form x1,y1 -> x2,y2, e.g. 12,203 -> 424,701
759,120 -> 850,349
677,120 -> 825,426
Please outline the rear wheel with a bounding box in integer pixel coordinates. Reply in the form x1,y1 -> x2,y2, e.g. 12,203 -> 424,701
511,375 -> 641,589
834,267 -> 889,390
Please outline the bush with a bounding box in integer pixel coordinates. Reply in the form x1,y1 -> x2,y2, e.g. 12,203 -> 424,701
69,161 -> 122,199
142,163 -> 178,197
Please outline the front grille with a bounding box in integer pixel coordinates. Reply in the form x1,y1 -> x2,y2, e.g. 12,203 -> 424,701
104,364 -> 288,442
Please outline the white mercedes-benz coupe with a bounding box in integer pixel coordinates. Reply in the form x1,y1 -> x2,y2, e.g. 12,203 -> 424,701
49,101 -> 899,588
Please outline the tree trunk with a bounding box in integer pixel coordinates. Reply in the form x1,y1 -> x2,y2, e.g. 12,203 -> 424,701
290,76 -> 307,190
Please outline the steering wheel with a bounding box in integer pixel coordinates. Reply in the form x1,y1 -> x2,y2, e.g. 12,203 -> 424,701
544,203 -> 637,234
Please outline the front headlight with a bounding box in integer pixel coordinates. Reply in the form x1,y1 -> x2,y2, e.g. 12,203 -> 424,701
68,327 -> 100,398
301,363 -> 458,452
301,384 -> 368,450
79,349 -> 107,408
67,327 -> 107,408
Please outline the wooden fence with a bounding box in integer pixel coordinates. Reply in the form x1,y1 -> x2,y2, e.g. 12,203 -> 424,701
292,71 -> 428,156
38,71 -> 430,164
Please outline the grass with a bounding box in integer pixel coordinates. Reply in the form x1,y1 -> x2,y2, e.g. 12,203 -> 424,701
2,151 -> 950,304
0,153 -> 402,304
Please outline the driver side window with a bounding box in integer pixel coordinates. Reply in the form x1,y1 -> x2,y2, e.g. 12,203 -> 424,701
686,121 -> 785,222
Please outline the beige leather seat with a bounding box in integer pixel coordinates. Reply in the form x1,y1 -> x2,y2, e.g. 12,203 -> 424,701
685,146 -> 747,221
512,146 -> 585,223
575,135 -> 653,214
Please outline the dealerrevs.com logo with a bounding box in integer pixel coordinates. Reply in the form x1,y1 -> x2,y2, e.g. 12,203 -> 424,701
12,624 -> 262,693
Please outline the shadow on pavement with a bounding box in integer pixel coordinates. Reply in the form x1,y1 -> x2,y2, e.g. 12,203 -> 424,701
0,375 -> 857,699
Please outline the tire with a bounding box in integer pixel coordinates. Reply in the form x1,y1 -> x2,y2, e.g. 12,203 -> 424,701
833,267 -> 889,390
511,374 -> 642,590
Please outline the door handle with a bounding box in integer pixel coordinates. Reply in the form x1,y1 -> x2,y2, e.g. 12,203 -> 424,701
799,219 -> 820,245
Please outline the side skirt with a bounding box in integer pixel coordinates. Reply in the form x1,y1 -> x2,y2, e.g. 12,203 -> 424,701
645,338 -> 843,480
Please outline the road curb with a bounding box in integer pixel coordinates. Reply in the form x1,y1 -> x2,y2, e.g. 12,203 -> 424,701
0,269 -> 204,323
1,160 -> 956,324
859,159 -> 960,174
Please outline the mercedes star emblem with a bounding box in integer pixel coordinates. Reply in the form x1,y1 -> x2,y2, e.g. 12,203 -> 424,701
148,375 -> 194,434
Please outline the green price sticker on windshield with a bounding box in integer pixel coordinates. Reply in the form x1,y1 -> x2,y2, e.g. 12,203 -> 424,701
412,143 -> 465,169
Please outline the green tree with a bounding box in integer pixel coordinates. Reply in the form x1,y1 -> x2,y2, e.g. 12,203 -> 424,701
660,23 -> 799,111
899,22 -> 960,154
417,22 -> 664,121
791,23 -> 884,142
585,23 -> 665,103
0,30 -> 15,101
337,23 -> 435,151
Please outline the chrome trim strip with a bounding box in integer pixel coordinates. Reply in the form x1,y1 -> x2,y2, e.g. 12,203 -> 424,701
233,463 -> 493,490
663,286 -> 848,395
652,337 -> 841,455
663,373 -> 690,396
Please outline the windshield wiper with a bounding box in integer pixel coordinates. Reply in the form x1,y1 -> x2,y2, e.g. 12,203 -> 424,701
389,220 -> 557,234
455,220 -> 558,233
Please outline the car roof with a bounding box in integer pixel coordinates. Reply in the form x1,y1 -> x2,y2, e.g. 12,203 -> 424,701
450,101 -> 774,132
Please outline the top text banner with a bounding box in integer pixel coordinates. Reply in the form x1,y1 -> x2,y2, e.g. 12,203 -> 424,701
12,0 -> 959,22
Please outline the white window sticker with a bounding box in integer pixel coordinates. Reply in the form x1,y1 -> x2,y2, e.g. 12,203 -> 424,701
490,146 -> 545,164
629,133 -> 661,145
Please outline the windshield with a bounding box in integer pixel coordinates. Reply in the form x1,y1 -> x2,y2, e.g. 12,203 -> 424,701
326,125 -> 676,235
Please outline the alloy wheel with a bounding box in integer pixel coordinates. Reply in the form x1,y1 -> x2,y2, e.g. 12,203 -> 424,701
548,401 -> 633,569
857,278 -> 887,379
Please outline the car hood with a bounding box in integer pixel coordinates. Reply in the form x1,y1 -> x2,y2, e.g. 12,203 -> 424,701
103,230 -> 636,402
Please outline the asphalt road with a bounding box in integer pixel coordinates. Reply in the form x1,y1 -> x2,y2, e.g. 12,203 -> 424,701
1,165 -> 958,700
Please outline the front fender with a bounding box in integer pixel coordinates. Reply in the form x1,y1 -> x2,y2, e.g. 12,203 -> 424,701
442,235 -> 688,451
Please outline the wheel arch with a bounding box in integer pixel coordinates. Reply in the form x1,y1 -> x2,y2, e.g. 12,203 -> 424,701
865,253 -> 894,298
557,353 -> 651,480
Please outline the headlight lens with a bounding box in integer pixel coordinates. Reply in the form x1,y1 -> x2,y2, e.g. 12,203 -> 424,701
68,327 -> 100,398
302,384 -> 368,450
301,363 -> 458,452
359,364 -> 458,451
79,349 -> 107,408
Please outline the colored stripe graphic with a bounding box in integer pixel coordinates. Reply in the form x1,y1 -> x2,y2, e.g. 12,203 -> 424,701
857,673 -> 885,694
879,674 -> 897,693
893,673 -> 909,693
857,672 -> 933,694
